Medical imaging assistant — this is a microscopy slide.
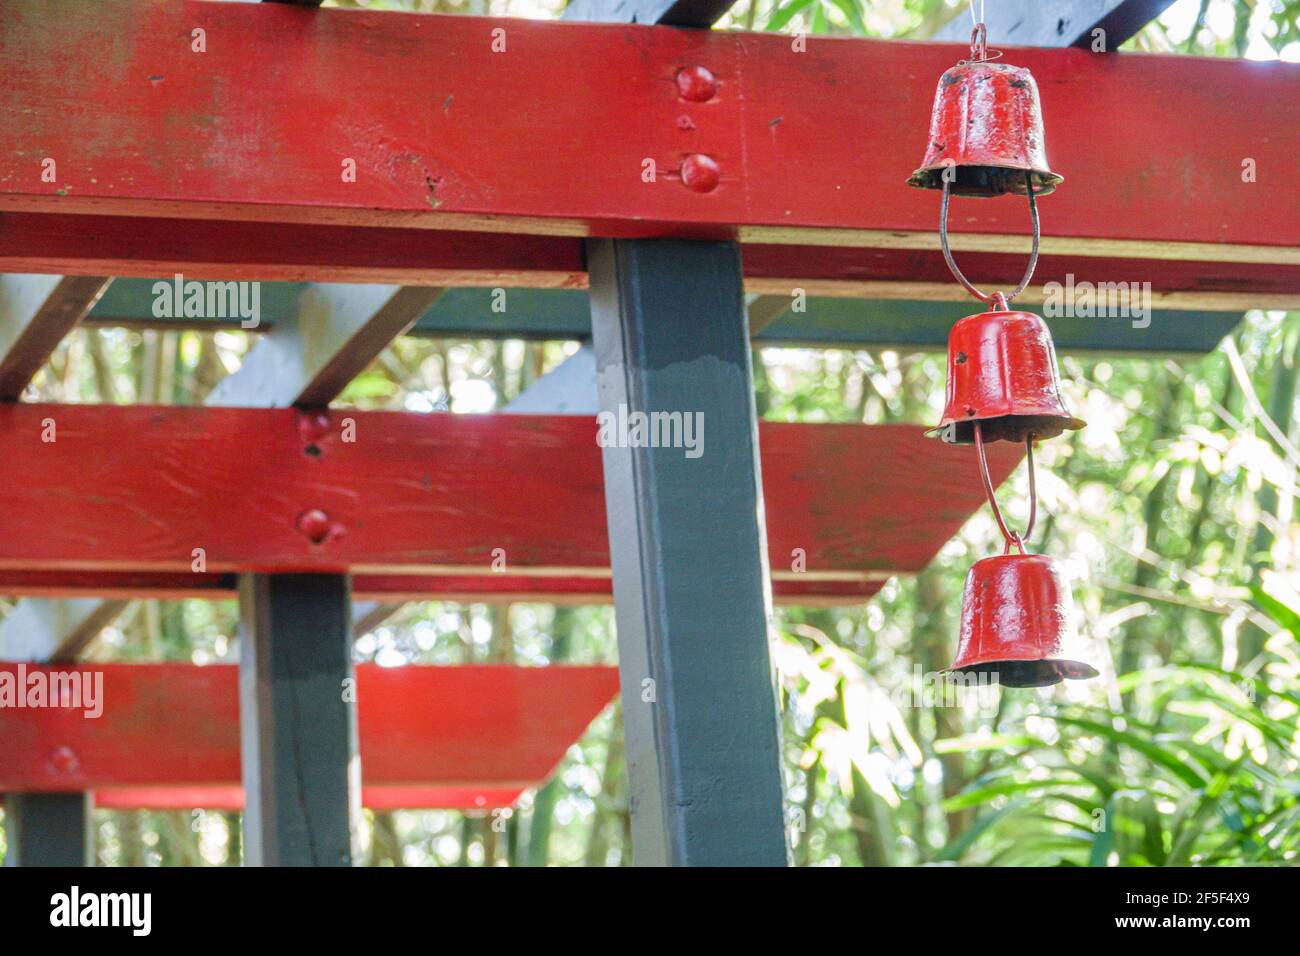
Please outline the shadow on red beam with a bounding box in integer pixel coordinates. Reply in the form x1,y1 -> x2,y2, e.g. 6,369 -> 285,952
2,213 -> 1296,308
0,570 -> 884,606
90,785 -> 526,812
0,213 -> 587,289
0,407 -> 1023,584
743,246 -> 1300,312
0,664 -> 619,796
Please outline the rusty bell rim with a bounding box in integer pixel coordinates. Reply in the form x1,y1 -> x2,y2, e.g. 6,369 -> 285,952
946,660 -> 1101,688
923,414 -> 1086,444
943,657 -> 1098,670
907,164 -> 1064,196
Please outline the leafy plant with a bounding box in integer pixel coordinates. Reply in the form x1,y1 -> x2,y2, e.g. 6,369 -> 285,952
936,659 -> 1300,866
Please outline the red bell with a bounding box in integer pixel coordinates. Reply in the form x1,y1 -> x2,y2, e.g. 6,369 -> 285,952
932,302 -> 1084,444
907,26 -> 1062,198
907,26 -> 1066,341
945,407 -> 1097,688
950,552 -> 1097,688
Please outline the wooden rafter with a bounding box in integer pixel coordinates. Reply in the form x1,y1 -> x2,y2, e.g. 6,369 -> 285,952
6,212 -> 1287,311
933,0 -> 1178,49
0,275 -> 109,400
0,569 -> 886,606
0,663 -> 619,796
206,284 -> 442,408
92,785 -> 527,812
0,405 -> 1021,581
0,282 -> 440,661
0,2 -> 1295,308
84,280 -> 1243,356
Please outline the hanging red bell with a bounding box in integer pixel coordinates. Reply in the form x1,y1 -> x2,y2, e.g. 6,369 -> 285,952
950,552 -> 1097,688
931,301 -> 1084,444
913,16 -> 1095,690
946,416 -> 1097,688
907,26 -> 1062,198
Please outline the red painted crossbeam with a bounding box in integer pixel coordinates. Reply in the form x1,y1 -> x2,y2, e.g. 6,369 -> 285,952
91,785 -> 526,812
0,1 -> 1295,303
3,213 -> 1292,310
2,215 -> 1294,314
0,570 -> 883,606
0,406 -> 1020,589
0,212 -> 587,291
0,663 -> 618,799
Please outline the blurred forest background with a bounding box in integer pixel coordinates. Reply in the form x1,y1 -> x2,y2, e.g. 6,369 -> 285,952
2,0 -> 1297,866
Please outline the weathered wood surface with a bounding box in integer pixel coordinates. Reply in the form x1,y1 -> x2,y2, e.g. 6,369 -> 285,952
0,406 -> 1021,582
0,275 -> 109,400
84,280 -> 1244,356
0,663 -> 619,793
0,2 -> 1294,304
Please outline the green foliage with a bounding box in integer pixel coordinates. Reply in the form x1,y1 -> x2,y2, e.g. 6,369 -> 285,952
934,657 -> 1300,866
5,0 -> 1298,868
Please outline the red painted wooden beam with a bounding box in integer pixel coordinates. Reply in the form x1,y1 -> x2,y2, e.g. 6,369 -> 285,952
90,785 -> 526,812
0,1 -> 1295,304
742,246 -> 1300,313
0,570 -> 883,606
0,213 -> 587,290
0,406 -> 1020,589
0,663 -> 618,795
2,213 -> 1292,310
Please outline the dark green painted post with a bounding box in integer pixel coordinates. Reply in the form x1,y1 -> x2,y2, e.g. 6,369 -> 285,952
587,239 -> 790,866
567,0 -> 786,875
239,573 -> 359,866
4,793 -> 93,867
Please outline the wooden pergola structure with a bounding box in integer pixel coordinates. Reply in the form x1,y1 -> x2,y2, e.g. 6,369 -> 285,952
0,0 -> 1295,866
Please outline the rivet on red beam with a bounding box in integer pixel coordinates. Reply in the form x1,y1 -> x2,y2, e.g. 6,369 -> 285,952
49,745 -> 80,776
680,154 -> 720,193
297,509 -> 343,545
675,66 -> 718,103
297,409 -> 332,460
296,409 -> 332,448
